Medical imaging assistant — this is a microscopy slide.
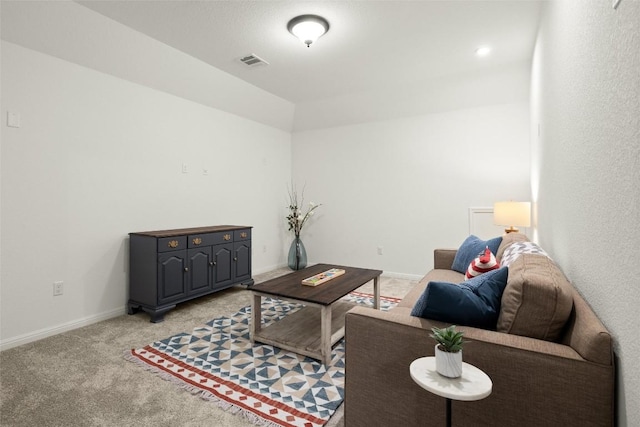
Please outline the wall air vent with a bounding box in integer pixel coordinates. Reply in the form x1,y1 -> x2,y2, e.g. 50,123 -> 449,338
239,54 -> 269,67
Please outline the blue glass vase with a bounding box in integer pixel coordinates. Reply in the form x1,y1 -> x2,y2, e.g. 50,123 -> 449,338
287,237 -> 307,270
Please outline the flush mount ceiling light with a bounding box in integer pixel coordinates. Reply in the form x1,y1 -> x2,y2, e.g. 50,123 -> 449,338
287,15 -> 330,47
475,46 -> 492,57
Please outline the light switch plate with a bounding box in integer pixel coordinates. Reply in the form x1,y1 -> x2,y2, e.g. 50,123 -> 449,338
7,111 -> 21,128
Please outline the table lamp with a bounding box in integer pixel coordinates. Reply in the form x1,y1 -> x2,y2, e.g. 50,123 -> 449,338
494,201 -> 531,234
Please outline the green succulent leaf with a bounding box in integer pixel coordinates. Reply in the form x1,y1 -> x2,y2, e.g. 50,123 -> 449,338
430,325 -> 464,353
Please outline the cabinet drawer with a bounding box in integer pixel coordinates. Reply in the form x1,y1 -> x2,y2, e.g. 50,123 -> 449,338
158,236 -> 187,252
212,232 -> 234,245
190,232 -> 235,246
234,229 -> 251,241
188,233 -> 216,248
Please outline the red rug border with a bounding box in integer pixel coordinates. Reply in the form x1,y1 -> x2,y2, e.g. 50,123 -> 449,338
127,292 -> 400,426
129,345 -> 325,426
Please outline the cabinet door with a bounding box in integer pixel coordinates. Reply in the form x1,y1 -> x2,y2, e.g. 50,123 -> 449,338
233,241 -> 251,282
157,251 -> 187,304
187,247 -> 212,295
213,243 -> 233,288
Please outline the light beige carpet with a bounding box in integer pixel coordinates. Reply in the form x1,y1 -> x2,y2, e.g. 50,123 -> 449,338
0,267 -> 415,427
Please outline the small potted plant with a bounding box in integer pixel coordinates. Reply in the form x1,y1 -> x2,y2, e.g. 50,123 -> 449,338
430,325 -> 464,378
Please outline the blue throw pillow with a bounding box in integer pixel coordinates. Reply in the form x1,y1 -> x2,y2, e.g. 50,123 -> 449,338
451,235 -> 503,274
463,267 -> 509,310
410,267 -> 509,330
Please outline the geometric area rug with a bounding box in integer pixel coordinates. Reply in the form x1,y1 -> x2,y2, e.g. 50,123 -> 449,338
125,291 -> 399,427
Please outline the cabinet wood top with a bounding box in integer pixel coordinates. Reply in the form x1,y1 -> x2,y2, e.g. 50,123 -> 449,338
130,225 -> 252,238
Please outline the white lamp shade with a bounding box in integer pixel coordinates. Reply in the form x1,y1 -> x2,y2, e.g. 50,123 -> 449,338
494,202 -> 531,227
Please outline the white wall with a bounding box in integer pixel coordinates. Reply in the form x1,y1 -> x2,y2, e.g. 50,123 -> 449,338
0,41 -> 292,348
292,102 -> 531,277
531,1 -> 640,425
294,61 -> 532,132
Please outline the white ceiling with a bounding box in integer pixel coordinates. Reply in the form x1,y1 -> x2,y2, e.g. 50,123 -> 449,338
1,1 -> 542,131
73,0 -> 542,104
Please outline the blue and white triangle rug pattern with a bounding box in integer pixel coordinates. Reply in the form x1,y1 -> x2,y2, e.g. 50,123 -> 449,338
126,291 -> 399,427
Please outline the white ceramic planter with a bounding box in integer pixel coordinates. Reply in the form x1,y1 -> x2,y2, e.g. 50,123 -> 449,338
434,344 -> 463,378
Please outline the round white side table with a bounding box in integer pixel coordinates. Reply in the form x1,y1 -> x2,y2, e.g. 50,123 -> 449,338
409,357 -> 492,427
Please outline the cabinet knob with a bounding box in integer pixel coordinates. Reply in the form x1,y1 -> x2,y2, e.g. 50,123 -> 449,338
184,267 -> 189,272
209,261 -> 216,266
233,257 -> 238,261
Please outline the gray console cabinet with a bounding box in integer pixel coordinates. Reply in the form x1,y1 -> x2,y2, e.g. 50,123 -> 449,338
128,225 -> 253,322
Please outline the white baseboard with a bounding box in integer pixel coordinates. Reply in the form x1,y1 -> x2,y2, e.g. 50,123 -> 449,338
0,267 -> 420,351
381,271 -> 423,281
0,306 -> 126,352
253,263 -> 288,275
1,265 -> 286,351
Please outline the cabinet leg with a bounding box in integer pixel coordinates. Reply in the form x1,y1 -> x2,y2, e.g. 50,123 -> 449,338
250,292 -> 262,343
142,306 -> 175,323
127,303 -> 141,315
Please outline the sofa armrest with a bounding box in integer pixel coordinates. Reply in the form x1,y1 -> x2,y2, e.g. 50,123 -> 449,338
344,306 -> 614,427
434,249 -> 457,270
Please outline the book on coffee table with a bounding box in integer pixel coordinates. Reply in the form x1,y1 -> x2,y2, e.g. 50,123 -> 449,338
301,268 -> 346,286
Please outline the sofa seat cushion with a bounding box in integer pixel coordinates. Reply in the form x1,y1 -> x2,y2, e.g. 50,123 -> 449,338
497,254 -> 574,341
397,269 -> 464,309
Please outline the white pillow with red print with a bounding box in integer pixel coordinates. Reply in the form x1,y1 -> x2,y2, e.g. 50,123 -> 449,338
465,246 -> 500,280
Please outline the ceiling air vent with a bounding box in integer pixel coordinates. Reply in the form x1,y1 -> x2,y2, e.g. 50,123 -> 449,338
239,53 -> 269,68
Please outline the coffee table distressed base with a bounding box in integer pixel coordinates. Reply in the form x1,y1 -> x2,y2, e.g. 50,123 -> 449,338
251,297 -> 358,364
249,264 -> 381,365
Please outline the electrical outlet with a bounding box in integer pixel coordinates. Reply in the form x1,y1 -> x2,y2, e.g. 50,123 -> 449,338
182,163 -> 189,174
263,245 -> 267,253
53,281 -> 64,296
377,246 -> 383,255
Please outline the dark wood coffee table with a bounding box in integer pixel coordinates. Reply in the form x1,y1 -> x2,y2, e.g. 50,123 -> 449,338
250,263 -> 383,365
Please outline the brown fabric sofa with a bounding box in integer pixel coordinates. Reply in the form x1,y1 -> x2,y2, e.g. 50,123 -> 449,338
344,233 -> 615,426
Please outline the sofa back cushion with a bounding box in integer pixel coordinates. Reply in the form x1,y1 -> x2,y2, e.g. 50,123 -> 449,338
497,254 -> 573,341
